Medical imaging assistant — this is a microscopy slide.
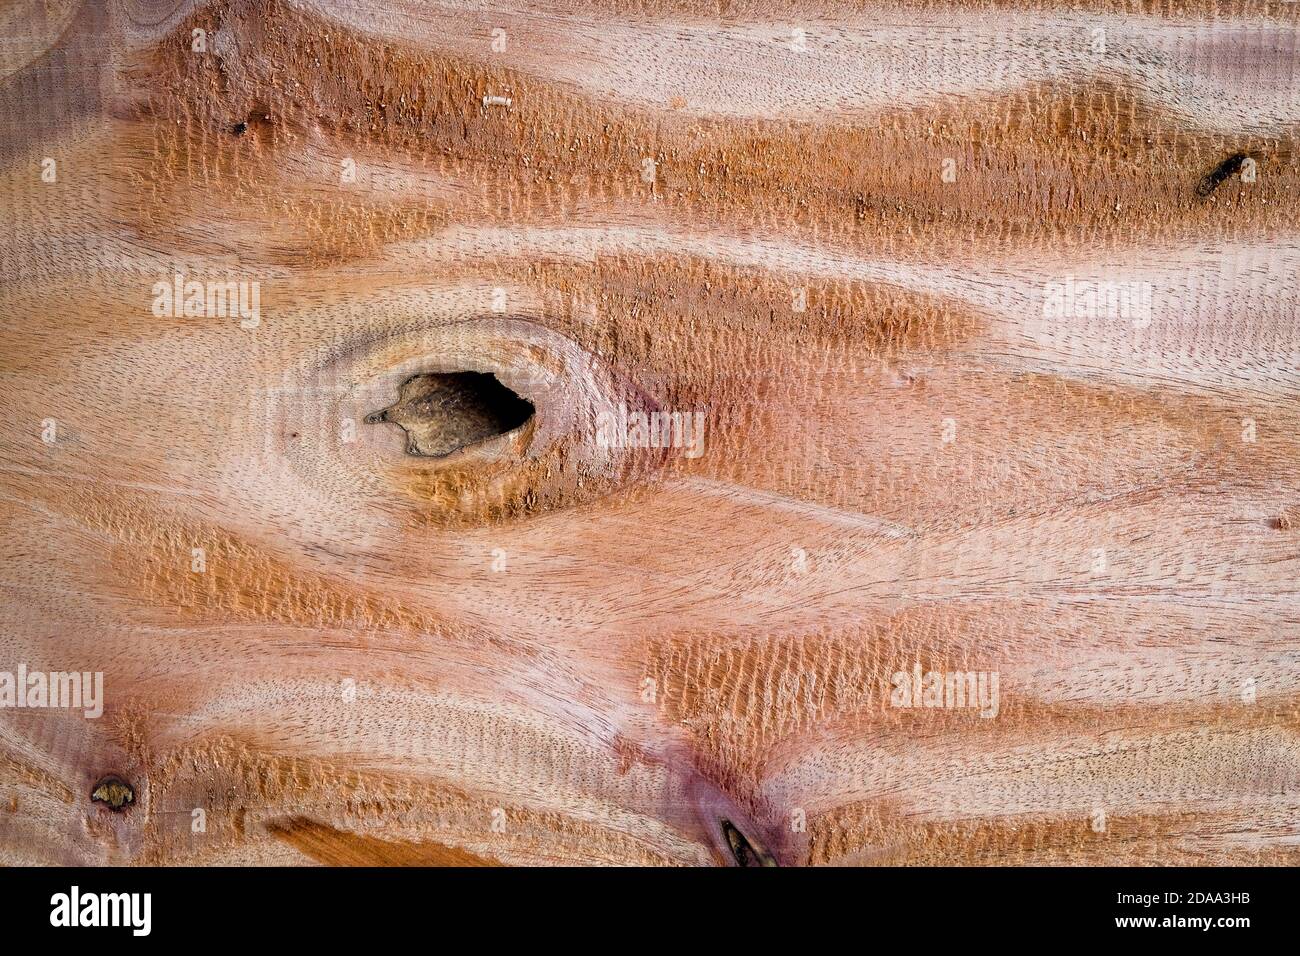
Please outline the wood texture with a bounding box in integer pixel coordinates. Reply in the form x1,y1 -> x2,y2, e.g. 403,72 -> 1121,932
1,0 -> 1298,866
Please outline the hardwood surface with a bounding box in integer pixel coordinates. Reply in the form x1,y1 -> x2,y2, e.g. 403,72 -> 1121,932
1,0 -> 1298,865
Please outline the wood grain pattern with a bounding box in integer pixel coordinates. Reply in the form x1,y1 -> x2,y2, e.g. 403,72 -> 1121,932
1,0 -> 1298,866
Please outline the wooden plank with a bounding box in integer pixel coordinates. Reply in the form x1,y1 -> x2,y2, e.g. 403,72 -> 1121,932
0,0 -> 1297,865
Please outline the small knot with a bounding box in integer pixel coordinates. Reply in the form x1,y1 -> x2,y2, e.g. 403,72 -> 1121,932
91,776 -> 135,811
